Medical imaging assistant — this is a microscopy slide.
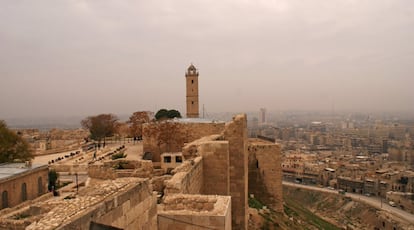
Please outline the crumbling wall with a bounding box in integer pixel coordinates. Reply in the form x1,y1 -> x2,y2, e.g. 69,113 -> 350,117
181,134 -> 221,159
0,193 -> 54,230
143,121 -> 224,162
248,140 -> 283,212
151,175 -> 172,194
25,178 -> 157,230
88,160 -> 153,180
222,114 -> 249,230
164,157 -> 203,195
158,194 -> 231,230
92,180 -> 157,230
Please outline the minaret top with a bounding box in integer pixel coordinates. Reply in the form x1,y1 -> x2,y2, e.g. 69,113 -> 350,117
186,64 -> 198,77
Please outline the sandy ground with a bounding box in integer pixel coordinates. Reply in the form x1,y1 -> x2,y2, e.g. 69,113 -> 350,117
33,149 -> 82,164
124,142 -> 144,160
33,142 -> 144,165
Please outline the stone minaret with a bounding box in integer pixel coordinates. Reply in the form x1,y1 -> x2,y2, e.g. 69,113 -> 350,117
186,64 -> 199,118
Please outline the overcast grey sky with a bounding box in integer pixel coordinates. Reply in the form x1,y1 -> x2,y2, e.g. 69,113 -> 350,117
1,0 -> 413,119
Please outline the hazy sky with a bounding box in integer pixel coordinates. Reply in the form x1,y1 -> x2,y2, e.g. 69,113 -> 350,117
1,0 -> 413,119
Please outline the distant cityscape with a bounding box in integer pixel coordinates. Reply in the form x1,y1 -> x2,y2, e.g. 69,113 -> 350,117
249,108 -> 414,213
1,64 -> 414,229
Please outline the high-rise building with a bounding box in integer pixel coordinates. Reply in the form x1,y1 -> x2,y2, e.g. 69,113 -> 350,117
186,64 -> 199,118
260,108 -> 266,124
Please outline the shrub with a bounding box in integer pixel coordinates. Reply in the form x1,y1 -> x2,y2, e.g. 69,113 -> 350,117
111,152 -> 127,160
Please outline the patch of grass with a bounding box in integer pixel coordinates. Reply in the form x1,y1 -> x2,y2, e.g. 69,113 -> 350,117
284,197 -> 341,230
113,161 -> 129,169
249,197 -> 264,210
111,152 -> 127,160
13,213 -> 30,220
284,204 -> 298,217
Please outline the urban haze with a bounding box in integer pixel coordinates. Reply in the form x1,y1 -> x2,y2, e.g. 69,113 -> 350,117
1,0 -> 413,122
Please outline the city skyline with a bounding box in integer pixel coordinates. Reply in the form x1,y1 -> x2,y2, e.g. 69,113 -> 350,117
1,0 -> 413,119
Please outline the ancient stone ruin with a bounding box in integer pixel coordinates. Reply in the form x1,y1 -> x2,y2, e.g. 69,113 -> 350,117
0,114 -> 282,230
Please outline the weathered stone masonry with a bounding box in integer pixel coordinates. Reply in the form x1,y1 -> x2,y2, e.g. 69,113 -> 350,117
223,114 -> 249,230
248,139 -> 283,212
143,121 -> 224,162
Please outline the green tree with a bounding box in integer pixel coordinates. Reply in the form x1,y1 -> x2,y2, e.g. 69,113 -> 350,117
48,169 -> 59,191
155,109 -> 168,120
155,109 -> 181,120
81,114 -> 119,143
0,120 -> 33,163
167,109 -> 182,119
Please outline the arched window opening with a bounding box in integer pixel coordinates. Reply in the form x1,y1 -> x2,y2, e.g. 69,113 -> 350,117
38,177 -> 43,195
21,183 -> 27,202
2,191 -> 8,209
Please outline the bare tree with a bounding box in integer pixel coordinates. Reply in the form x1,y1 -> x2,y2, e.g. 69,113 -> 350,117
81,114 -> 119,145
128,111 -> 150,138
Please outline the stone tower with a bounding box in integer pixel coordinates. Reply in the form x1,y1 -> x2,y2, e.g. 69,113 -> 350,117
186,64 -> 199,118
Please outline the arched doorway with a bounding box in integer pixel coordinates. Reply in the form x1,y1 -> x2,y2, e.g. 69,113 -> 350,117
2,191 -> 8,209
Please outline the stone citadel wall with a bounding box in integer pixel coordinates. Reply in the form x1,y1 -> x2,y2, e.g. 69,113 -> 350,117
248,139 -> 283,212
158,194 -> 232,230
222,114 -> 249,230
0,114 -> 283,230
164,157 -> 204,195
143,121 -> 225,162
24,178 -> 157,230
166,115 -> 250,229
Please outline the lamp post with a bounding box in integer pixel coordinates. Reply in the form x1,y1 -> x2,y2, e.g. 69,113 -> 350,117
75,172 -> 79,193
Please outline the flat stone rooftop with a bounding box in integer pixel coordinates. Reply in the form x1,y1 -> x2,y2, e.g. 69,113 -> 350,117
159,194 -> 231,216
0,163 -> 47,180
165,118 -> 224,124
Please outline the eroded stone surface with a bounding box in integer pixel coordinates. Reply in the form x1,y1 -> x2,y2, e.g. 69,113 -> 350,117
26,178 -> 152,230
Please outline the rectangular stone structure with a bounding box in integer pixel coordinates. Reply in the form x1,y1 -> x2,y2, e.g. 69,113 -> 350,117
199,141 -> 230,196
222,114 -> 248,230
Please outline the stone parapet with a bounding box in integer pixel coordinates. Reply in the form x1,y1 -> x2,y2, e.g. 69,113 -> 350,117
164,157 -> 203,195
222,114 -> 249,230
248,139 -> 283,212
24,178 -> 157,230
88,159 -> 153,180
158,194 -> 231,230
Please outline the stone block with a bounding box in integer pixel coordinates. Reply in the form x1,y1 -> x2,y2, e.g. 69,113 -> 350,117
122,200 -> 131,214
191,216 -> 210,227
209,216 -> 225,227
